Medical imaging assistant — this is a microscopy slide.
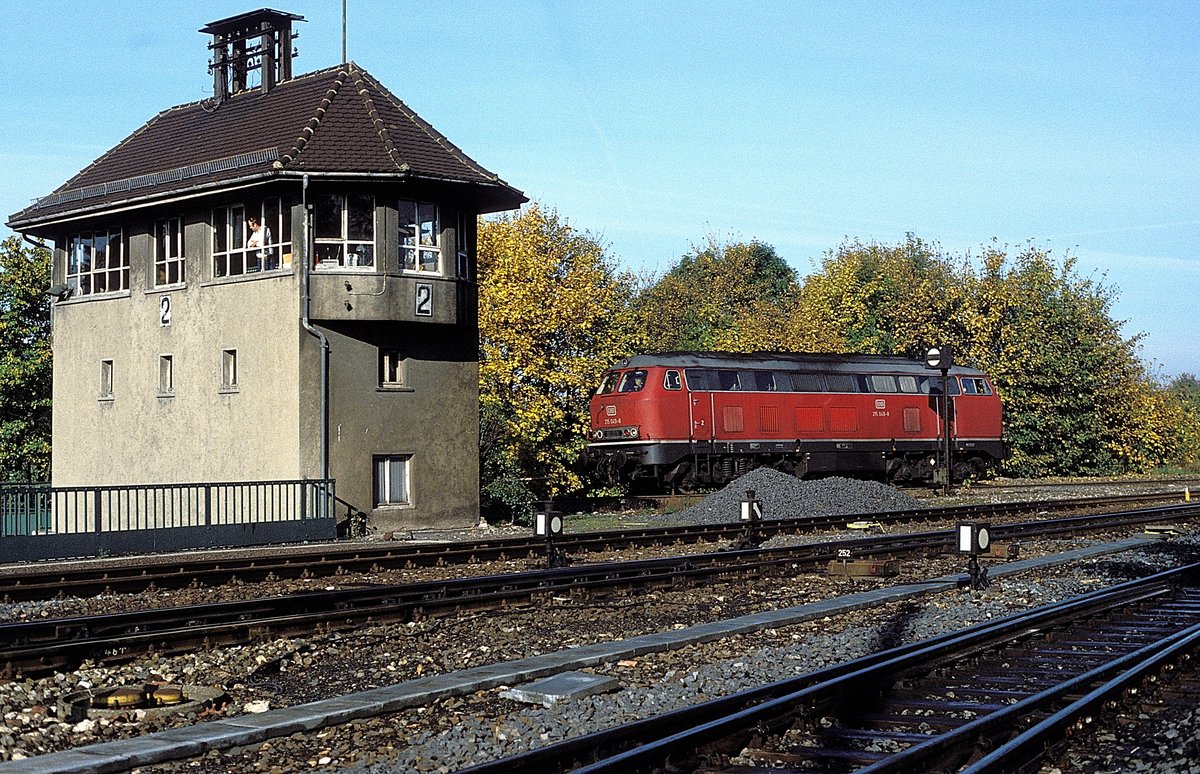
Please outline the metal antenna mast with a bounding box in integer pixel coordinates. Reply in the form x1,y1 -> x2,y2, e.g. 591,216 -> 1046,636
342,0 -> 348,62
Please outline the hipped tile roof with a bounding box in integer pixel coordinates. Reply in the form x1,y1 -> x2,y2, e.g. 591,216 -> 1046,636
8,63 -> 524,229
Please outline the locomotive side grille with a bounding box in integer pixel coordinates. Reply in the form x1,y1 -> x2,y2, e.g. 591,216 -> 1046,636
759,406 -> 779,433
722,406 -> 744,433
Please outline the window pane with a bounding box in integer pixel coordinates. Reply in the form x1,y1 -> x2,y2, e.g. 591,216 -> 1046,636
399,201 -> 417,246
213,209 -> 228,253
348,244 -> 374,267
388,458 -> 407,503
314,195 -> 342,239
315,243 -> 344,265
419,248 -> 438,272
347,194 -> 373,240
826,374 -> 857,393
263,199 -> 280,245
663,370 -> 682,390
418,203 -> 437,245
618,370 -> 647,392
717,370 -> 740,390
870,375 -> 897,393
898,375 -> 918,393
684,369 -> 716,391
754,371 -> 775,391
789,373 -> 824,392
94,232 -> 109,270
231,207 -> 245,249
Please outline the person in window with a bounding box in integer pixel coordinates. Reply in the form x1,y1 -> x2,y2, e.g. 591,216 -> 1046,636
247,216 -> 275,270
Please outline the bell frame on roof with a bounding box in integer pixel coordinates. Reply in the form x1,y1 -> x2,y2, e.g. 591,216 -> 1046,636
202,8 -> 304,99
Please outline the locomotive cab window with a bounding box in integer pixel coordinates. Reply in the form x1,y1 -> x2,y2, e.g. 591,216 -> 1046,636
596,372 -> 620,395
684,369 -> 716,391
961,378 -> 992,395
919,376 -> 961,396
663,370 -> 682,390
618,370 -> 647,393
753,371 -> 776,391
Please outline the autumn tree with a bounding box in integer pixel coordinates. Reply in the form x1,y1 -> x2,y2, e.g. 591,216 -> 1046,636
635,238 -> 802,352
793,235 -> 967,357
477,205 -> 641,516
0,236 -> 52,482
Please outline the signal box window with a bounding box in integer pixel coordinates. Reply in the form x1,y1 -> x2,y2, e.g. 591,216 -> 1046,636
663,370 -> 682,390
374,455 -> 411,506
155,217 -> 185,287
618,370 -> 647,392
380,350 -> 407,388
400,200 -> 440,273
99,359 -> 114,400
221,349 -> 238,391
314,193 -> 375,269
68,229 -> 128,296
212,197 -> 291,277
158,354 -> 174,396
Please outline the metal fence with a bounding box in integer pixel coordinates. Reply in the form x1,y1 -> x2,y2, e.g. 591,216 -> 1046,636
0,479 -> 339,562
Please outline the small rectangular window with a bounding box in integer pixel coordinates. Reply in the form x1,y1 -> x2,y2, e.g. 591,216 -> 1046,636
663,370 -> 682,390
374,455 -> 411,506
99,359 -> 114,399
221,349 -> 238,391
897,375 -> 919,393
380,350 -> 406,388
158,354 -> 174,395
155,217 -> 185,287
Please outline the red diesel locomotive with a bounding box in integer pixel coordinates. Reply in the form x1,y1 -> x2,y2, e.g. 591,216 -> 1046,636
584,351 -> 1006,491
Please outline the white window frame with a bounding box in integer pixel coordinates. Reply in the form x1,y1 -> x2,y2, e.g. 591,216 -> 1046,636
455,210 -> 472,279
155,217 -> 186,287
158,354 -> 174,396
400,200 -> 441,274
379,349 -> 407,388
314,193 -> 375,270
68,229 -> 128,297
220,349 -> 238,391
212,197 -> 292,278
374,455 -> 411,506
99,359 -> 114,399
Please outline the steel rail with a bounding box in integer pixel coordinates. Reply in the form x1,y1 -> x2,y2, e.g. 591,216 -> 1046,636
459,562 -> 1200,774
0,504 -> 1196,678
0,491 -> 1190,602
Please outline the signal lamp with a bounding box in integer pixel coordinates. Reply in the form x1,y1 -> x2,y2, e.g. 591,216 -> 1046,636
957,522 -> 990,555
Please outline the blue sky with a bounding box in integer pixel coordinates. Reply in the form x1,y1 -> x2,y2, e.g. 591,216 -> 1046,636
2,1 -> 1197,377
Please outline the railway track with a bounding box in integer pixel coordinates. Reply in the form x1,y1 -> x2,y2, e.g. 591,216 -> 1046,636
1,502 -> 1197,679
0,490 -> 1190,602
461,561 -> 1200,773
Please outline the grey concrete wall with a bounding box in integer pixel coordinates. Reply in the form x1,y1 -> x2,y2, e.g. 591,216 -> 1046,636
316,322 -> 480,531
50,211 -> 303,488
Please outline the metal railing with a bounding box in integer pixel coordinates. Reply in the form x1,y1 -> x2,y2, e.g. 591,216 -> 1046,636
0,479 -> 338,562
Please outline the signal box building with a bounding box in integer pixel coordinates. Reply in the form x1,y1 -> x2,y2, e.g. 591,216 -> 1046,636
6,10 -> 525,531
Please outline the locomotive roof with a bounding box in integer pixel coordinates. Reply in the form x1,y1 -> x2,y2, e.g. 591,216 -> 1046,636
608,351 -> 987,377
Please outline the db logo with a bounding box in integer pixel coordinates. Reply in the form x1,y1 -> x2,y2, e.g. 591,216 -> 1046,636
874,399 -> 886,410
605,405 -> 617,416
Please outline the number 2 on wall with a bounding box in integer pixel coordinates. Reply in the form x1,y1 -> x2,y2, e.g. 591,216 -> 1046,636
159,296 -> 172,326
415,283 -> 433,317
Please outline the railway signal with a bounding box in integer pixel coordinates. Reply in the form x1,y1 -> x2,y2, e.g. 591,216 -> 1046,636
925,344 -> 956,496
736,489 -> 763,548
957,521 -> 991,590
535,504 -> 568,568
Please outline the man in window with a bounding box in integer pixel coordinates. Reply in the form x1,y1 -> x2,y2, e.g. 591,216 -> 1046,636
248,216 -> 275,270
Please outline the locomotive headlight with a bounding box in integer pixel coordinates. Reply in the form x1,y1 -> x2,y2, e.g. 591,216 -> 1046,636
627,427 -> 639,438
593,430 -> 604,440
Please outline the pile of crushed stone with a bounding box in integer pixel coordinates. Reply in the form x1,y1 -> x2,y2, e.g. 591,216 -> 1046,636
659,467 -> 925,525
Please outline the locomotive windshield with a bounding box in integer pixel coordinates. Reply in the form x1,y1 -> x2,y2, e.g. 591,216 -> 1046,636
595,372 -> 620,395
618,370 -> 648,392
